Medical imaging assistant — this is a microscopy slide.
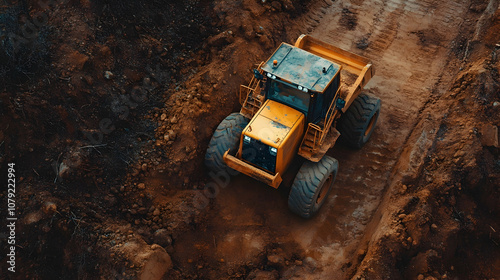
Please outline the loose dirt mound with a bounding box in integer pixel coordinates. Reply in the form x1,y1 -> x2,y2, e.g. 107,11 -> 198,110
351,56 -> 500,279
349,6 -> 500,279
0,0 -> 310,279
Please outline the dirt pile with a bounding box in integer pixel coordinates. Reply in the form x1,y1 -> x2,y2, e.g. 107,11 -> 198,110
0,0 -> 216,278
349,18 -> 500,280
0,0 -> 312,279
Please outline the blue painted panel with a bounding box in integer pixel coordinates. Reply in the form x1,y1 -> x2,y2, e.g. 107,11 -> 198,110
262,43 -> 340,93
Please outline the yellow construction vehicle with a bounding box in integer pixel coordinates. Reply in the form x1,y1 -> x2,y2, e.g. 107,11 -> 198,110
205,35 -> 380,218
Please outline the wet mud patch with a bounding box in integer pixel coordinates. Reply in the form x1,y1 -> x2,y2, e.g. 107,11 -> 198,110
356,35 -> 371,50
410,29 -> 443,47
339,8 -> 358,30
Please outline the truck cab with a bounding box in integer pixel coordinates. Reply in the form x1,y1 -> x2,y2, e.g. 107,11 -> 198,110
261,42 -> 341,124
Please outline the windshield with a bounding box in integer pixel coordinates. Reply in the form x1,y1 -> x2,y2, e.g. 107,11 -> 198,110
268,80 -> 310,113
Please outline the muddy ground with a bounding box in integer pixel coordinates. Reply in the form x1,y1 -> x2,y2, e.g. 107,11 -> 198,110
0,0 -> 499,279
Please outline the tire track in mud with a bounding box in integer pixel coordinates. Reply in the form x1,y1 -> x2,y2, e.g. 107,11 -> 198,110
296,0 -> 471,276
292,0 -> 335,36
304,0 -> 471,278
173,0 -> 475,278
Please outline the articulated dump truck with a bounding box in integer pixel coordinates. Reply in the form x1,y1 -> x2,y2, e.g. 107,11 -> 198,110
205,35 -> 380,218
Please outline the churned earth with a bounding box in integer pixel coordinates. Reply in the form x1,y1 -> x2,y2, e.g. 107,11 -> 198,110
0,0 -> 499,279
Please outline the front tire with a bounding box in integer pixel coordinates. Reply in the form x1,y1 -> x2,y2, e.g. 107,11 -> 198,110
288,156 -> 339,218
337,93 -> 381,149
205,113 -> 249,173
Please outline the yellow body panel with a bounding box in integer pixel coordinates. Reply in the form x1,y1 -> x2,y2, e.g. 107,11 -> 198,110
259,100 -> 303,128
223,151 -> 283,189
278,115 -> 305,175
237,99 -> 306,179
243,99 -> 303,147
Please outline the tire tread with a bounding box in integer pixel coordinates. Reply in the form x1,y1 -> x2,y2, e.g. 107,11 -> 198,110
205,113 -> 249,173
288,156 -> 338,218
337,93 -> 381,149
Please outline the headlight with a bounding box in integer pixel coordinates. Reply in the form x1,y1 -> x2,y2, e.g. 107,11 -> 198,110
244,135 -> 251,143
269,147 -> 277,156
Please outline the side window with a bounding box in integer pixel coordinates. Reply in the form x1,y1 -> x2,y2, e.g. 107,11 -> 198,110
324,74 -> 340,114
267,80 -> 310,113
270,81 -> 280,94
309,74 -> 340,123
309,92 -> 324,123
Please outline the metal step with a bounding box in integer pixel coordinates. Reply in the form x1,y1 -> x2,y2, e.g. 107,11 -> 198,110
302,139 -> 315,149
245,100 -> 260,107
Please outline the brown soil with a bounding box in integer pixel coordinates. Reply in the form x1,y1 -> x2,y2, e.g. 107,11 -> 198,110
1,0 -> 499,279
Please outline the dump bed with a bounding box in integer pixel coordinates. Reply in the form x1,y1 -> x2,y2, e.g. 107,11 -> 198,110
294,35 -> 374,112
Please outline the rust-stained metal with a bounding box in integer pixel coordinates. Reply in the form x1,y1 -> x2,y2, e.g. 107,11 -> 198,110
223,150 -> 283,189
293,35 -> 374,160
240,62 -> 266,119
232,34 -> 374,184
261,43 -> 341,93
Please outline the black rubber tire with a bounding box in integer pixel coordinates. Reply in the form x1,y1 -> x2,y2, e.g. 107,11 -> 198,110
337,93 -> 381,149
205,113 -> 249,173
288,156 -> 338,218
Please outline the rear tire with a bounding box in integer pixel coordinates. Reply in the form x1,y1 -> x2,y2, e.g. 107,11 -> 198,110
205,113 -> 249,173
338,93 -> 381,149
288,156 -> 338,218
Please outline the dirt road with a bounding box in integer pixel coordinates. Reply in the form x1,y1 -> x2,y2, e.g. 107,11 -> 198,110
2,0 -> 497,279
172,0 -> 493,278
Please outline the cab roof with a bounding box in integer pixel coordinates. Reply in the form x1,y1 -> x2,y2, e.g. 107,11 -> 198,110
261,43 -> 340,93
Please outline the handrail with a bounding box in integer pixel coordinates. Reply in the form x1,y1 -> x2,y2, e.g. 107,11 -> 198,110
239,79 -> 257,105
240,84 -> 254,105
300,87 -> 342,151
240,62 -> 266,117
239,62 -> 265,106
321,87 -> 342,142
309,123 -> 322,130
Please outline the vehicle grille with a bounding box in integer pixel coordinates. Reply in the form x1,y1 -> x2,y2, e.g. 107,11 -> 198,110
242,139 -> 276,173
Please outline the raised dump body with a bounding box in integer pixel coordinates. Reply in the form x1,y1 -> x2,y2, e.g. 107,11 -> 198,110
293,35 -> 374,161
294,35 -> 374,112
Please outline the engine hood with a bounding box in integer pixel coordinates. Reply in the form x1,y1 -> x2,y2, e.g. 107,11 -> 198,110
243,99 -> 304,148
